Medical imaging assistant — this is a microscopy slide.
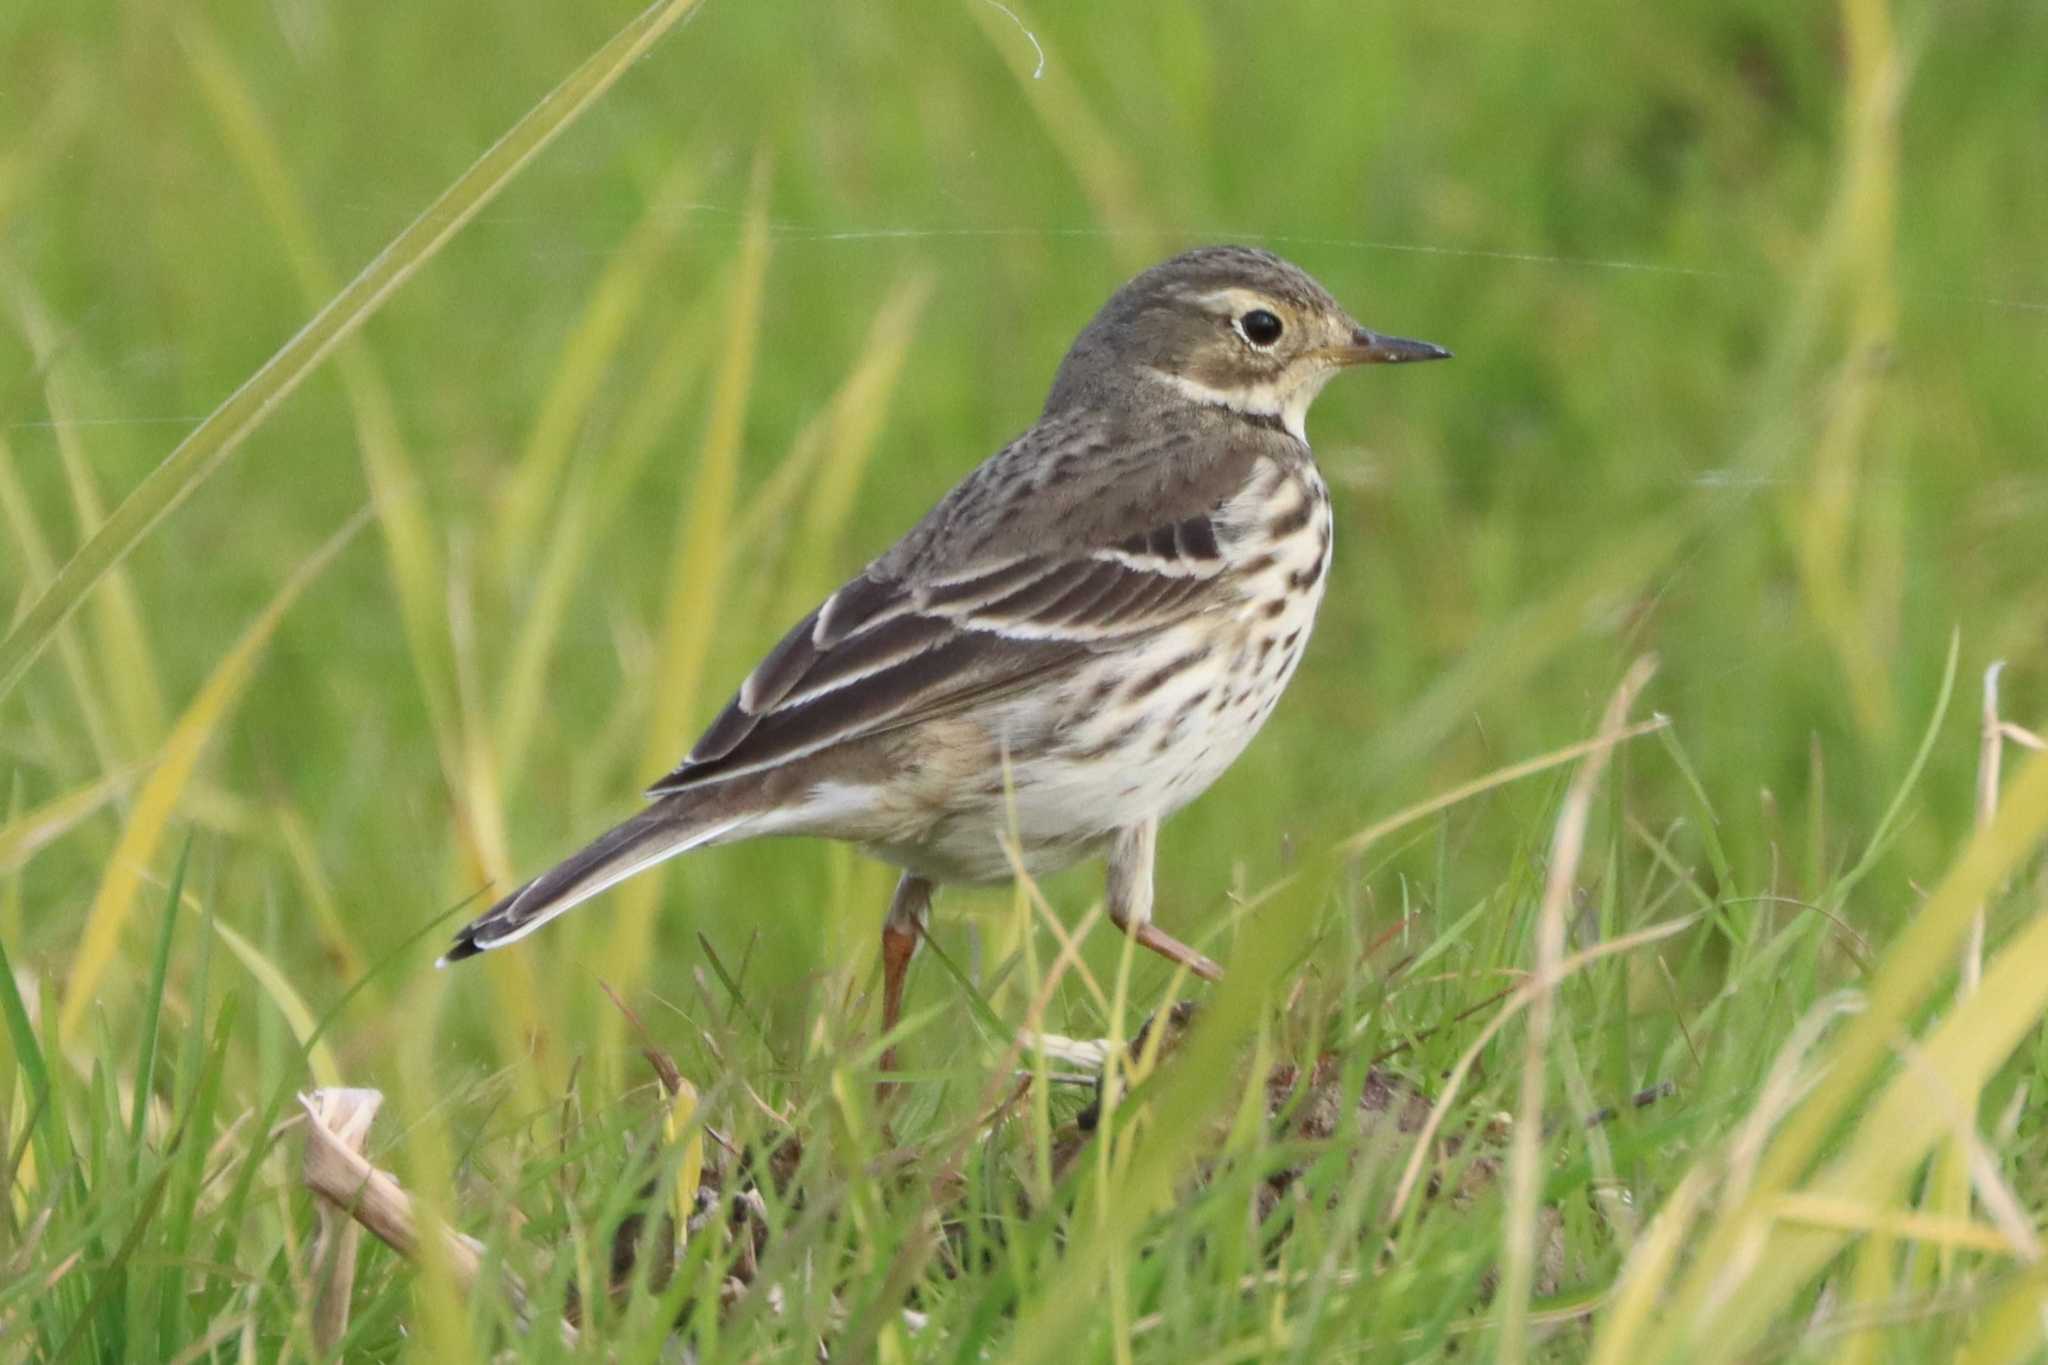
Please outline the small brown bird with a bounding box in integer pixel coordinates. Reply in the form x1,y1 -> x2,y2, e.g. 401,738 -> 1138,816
442,246 -> 1447,1066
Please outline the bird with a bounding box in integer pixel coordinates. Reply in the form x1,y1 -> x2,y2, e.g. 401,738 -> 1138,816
440,245 -> 1448,1073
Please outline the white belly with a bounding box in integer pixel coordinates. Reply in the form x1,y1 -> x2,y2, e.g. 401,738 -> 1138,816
862,463 -> 1333,885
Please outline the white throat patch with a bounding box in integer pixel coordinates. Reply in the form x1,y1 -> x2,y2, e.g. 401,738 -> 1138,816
1142,366 -> 1331,444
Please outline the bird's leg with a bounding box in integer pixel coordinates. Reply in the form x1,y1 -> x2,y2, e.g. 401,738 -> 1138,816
1106,820 -> 1223,982
878,873 -> 933,1086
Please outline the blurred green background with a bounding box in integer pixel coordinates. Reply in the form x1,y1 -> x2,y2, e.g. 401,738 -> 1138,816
4,0 -> 2045,1070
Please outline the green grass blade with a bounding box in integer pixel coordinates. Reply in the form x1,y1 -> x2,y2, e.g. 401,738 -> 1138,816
1826,627 -> 1960,910
0,431 -> 124,776
126,832 -> 189,1163
56,510 -> 366,1043
179,14 -> 467,794
5,276 -> 170,756
207,915 -> 343,1090
0,924 -> 56,1190
156,986 -> 236,1359
496,161 -> 705,562
601,153 -> 773,995
0,0 -> 708,705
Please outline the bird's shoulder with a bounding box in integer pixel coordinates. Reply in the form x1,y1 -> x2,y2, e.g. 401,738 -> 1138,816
875,403 -> 1303,582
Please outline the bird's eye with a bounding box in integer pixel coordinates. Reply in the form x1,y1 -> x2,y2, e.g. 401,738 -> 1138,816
1238,309 -> 1284,347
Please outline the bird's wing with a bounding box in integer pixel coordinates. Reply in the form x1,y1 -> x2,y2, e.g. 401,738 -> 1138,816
647,472 -> 1254,793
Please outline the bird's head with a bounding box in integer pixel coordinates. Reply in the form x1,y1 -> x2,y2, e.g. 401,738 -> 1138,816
1045,245 -> 1448,440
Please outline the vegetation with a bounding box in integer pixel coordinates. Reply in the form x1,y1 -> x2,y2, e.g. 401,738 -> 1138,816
3,0 -> 2046,1358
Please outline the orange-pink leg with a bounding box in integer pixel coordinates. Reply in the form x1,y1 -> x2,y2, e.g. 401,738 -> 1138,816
1107,820 -> 1223,981
878,874 -> 933,1090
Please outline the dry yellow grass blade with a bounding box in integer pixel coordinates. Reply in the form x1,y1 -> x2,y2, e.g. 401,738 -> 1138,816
1783,0 -> 1905,739
495,469 -> 599,783
445,545 -> 556,1103
391,978 -> 480,1362
180,16 -> 464,796
1624,750 -> 2048,1359
210,918 -> 344,1089
601,153 -> 773,994
0,769 -> 133,875
1831,1224 -> 1899,1365
1335,715 -> 1671,858
497,161 -> 706,562
588,286 -> 718,536
1950,1264 -> 2048,1365
6,278 -> 170,757
1384,911 -> 1702,1228
1498,656 -> 1658,1365
56,511 -> 367,1042
0,434 -> 137,777
1586,1166 -> 1713,1365
1772,1193 -> 2021,1257
0,0 -> 707,705
664,1075 -> 705,1253
1924,662 -> 2037,1282
497,285 -> 718,781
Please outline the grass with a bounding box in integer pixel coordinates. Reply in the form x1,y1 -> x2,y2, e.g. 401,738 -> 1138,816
4,0 -> 2048,1359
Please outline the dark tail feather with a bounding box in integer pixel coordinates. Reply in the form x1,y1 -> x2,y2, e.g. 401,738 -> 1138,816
438,798 -> 747,966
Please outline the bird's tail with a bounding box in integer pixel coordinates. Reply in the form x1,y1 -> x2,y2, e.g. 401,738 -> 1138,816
438,796 -> 748,965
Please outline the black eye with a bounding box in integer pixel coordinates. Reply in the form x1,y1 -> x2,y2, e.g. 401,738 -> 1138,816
1239,309 -> 1284,347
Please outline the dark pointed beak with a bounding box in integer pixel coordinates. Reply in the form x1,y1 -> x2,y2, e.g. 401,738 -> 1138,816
1337,328 -> 1452,365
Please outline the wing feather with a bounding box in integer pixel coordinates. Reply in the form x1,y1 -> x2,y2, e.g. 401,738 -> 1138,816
649,504 -> 1242,795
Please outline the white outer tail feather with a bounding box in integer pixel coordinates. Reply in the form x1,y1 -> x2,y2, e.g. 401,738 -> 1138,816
435,814 -> 750,966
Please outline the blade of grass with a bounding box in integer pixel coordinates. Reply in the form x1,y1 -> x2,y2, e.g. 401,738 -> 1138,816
493,281 -> 719,785
444,539 -> 557,1105
0,923 -> 60,1201
1926,659 -> 2019,1283
56,511 -> 367,1043
0,0 -> 708,704
496,160 -> 706,561
1823,627 -> 1958,912
1782,0 -> 1903,740
178,15 -> 465,797
47,1158 -> 174,1365
6,276 -> 169,756
600,152 -> 773,996
207,917 -> 342,1090
587,285 -> 717,536
1673,900 -> 2048,1360
1638,745 -> 2048,1358
154,903 -> 224,1357
126,834 -> 189,1163
0,769 -> 133,875
494,465 -> 598,783
1338,714 -> 1671,859
0,432 -> 123,776
993,851 -> 1341,1365
1499,657 -> 1657,1364
1951,1264 -> 2048,1365
270,803 -> 366,983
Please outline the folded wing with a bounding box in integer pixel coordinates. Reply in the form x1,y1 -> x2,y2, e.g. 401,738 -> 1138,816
647,514 -> 1230,793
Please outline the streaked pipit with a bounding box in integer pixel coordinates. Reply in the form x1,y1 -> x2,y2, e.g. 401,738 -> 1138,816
442,246 -> 1448,1069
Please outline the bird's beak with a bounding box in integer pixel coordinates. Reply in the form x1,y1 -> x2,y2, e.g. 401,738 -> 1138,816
1334,328 -> 1452,366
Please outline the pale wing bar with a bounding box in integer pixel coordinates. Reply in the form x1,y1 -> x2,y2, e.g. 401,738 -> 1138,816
648,517 -> 1227,794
